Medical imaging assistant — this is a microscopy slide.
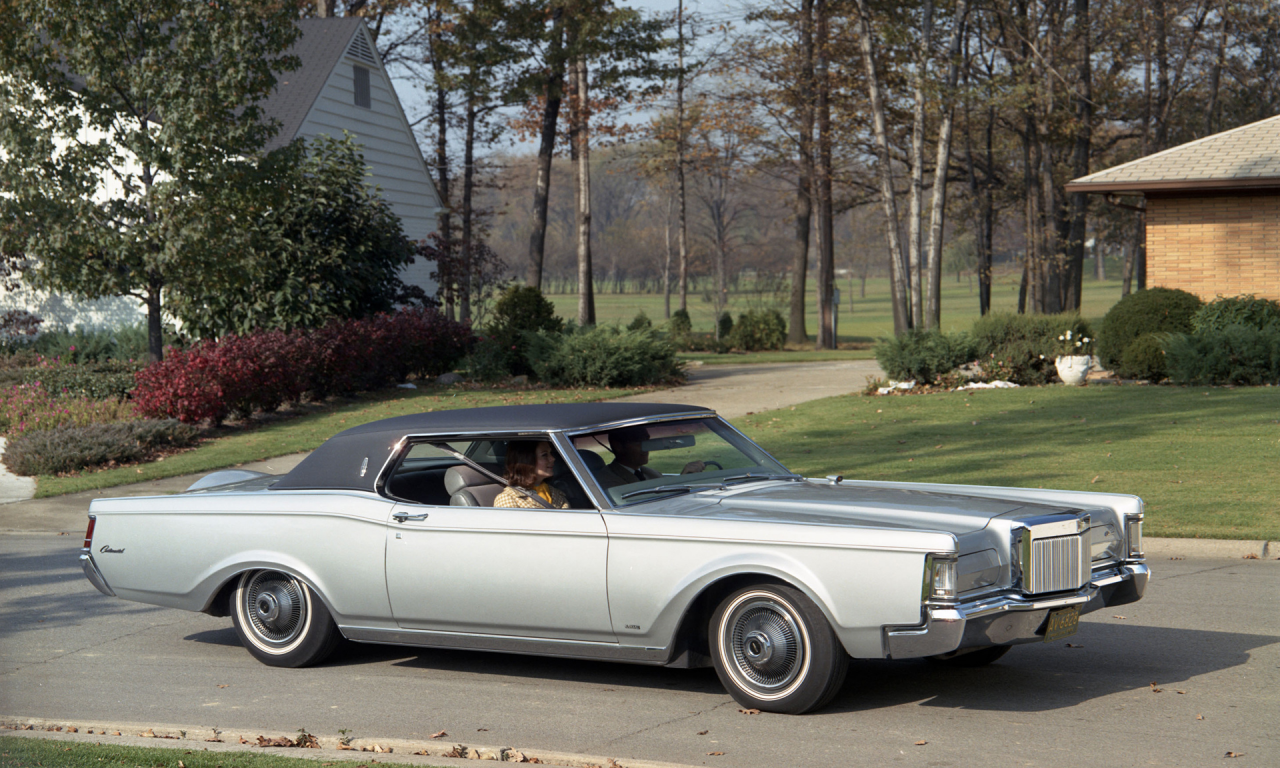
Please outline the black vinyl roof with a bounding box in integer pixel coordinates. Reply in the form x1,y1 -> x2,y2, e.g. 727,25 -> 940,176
271,403 -> 712,493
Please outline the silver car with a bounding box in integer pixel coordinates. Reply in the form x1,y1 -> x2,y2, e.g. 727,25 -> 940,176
81,403 -> 1148,714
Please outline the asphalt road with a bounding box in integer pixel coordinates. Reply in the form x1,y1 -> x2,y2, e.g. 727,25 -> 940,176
2,534 -> 1277,768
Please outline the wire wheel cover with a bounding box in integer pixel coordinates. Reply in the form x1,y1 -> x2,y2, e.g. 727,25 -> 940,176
724,595 -> 808,694
242,572 -> 307,646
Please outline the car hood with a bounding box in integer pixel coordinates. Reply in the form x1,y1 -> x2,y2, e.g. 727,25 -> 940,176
701,480 -> 1079,534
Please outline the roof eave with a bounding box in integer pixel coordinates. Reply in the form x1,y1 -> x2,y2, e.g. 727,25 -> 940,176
1065,176 -> 1280,194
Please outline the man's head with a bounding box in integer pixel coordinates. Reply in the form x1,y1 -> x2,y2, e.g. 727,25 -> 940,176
608,426 -> 650,468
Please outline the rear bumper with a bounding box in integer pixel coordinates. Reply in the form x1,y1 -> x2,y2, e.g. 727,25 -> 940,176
80,552 -> 116,597
884,562 -> 1149,659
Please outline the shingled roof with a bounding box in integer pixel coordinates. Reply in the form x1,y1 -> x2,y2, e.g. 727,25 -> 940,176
1066,113 -> 1280,194
257,18 -> 367,153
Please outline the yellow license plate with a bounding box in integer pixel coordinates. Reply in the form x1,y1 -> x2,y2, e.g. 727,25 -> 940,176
1043,605 -> 1081,642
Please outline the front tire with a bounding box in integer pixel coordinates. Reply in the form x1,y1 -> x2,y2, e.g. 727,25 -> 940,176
710,583 -> 848,714
230,570 -> 339,667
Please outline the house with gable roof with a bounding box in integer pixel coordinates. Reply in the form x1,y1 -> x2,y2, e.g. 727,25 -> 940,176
1067,114 -> 1280,301
1,17 -> 442,330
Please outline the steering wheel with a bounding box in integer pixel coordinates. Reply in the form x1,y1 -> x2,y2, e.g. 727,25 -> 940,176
703,460 -> 723,470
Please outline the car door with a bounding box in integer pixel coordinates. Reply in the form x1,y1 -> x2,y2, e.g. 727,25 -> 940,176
383,441 -> 615,643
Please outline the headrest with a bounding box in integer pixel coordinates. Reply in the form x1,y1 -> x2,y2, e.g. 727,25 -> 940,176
577,449 -> 607,472
445,465 -> 501,495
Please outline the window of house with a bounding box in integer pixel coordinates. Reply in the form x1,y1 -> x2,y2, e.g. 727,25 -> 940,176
353,65 -> 371,109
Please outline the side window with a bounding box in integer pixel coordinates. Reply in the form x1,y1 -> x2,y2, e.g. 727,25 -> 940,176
386,437 -> 592,510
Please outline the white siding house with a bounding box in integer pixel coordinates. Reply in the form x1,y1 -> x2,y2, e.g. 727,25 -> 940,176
1,18 -> 442,330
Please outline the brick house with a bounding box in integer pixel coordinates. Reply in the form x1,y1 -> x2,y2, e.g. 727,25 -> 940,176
1066,114 -> 1280,301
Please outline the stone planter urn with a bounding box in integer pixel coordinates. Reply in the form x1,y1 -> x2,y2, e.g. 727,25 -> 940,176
1055,354 -> 1092,386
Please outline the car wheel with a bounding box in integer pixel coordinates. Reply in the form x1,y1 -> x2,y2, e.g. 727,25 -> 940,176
230,570 -> 339,668
710,583 -> 848,714
927,644 -> 1012,667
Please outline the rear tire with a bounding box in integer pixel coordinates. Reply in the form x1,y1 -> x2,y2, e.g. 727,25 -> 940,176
710,583 -> 848,714
230,570 -> 339,668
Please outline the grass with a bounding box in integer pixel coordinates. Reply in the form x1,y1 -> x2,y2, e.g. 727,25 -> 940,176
737,384 -> 1280,541
0,736 -> 444,768
546,269 -> 1126,346
33,384 -> 643,498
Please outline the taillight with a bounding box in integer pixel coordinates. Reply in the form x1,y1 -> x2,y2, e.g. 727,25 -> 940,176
83,516 -> 96,550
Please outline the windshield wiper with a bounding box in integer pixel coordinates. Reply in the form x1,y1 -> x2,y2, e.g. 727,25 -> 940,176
720,473 -> 805,486
620,484 -> 703,500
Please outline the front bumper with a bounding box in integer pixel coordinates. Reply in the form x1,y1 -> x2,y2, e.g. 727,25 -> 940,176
884,562 -> 1149,659
80,551 -> 116,597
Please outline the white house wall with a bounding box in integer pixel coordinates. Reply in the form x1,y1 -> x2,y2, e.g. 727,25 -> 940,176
295,35 -> 442,297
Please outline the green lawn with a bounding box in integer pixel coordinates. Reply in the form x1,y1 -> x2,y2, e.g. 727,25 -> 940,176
737,384 -> 1280,541
34,384 -> 644,498
0,736 -> 445,768
547,271 -> 1125,345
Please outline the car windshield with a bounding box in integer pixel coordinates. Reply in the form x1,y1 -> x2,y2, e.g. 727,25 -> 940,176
572,417 -> 794,506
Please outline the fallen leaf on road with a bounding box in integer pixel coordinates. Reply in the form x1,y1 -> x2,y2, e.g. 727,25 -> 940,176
1112,615 -> 1127,620
1176,690 -> 1186,694
1150,682 -> 1163,693
1197,714 -> 1204,720
707,751 -> 725,756
1225,751 -> 1244,758
697,730 -> 709,736
1065,643 -> 1083,648
430,731 -> 448,739
140,729 -> 156,738
738,708 -> 761,715
337,744 -> 354,751
477,728 -> 489,732
238,737 -> 250,745
66,727 -> 77,733
111,732 -> 121,737
204,738 -> 222,743
915,741 -> 928,746
217,684 -> 229,688
1243,553 -> 1259,560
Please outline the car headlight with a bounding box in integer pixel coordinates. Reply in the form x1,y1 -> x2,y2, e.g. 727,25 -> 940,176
923,554 -> 957,601
1126,516 -> 1144,558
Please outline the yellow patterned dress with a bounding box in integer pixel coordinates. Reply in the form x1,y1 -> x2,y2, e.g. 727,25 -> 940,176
492,483 -> 569,509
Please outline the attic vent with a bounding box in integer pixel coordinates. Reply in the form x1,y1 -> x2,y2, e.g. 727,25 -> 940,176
347,32 -> 377,65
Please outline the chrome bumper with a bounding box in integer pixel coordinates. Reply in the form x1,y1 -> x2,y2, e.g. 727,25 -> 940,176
80,552 -> 116,597
884,562 -> 1149,659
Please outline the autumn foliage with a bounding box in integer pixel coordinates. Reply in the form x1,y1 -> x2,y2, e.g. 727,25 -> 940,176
132,309 -> 473,424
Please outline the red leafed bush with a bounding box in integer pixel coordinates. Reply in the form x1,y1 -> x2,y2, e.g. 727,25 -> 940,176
133,308 -> 472,425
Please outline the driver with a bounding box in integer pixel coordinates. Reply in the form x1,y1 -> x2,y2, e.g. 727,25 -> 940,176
598,426 -> 705,489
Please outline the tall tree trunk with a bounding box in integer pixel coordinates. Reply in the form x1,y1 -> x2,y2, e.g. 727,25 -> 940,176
1065,0 -> 1092,311
1204,8 -> 1228,135
429,2 -> 453,318
663,194 -> 673,318
1153,0 -> 1170,151
924,0 -> 969,329
907,0 -> 934,330
676,0 -> 690,314
146,282 -> 163,363
526,10 -> 566,289
460,100 -> 477,323
815,0 -> 835,349
854,0 -> 911,335
572,56 -> 595,326
788,0 -> 815,346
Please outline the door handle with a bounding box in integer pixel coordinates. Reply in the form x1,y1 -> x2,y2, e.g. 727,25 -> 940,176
392,511 -> 430,523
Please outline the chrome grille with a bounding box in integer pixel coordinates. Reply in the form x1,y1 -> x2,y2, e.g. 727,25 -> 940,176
1027,533 -> 1089,593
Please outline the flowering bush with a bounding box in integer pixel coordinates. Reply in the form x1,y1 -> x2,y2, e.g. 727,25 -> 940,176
133,308 -> 472,424
3,419 -> 198,476
0,384 -> 136,437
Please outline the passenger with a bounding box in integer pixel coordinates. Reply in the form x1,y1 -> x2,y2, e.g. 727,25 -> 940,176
493,440 -> 570,509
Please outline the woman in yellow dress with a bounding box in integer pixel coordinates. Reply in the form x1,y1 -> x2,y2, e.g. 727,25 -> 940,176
493,440 -> 569,509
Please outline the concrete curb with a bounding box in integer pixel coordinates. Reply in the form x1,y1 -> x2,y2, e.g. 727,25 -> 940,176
0,437 -> 36,504
1,717 -> 700,768
1143,537 -> 1275,560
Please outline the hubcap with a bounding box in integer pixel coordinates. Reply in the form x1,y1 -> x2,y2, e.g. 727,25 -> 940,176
242,571 -> 306,647
723,594 -> 808,695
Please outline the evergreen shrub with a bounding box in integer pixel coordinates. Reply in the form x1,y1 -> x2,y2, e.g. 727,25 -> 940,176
3,419 -> 198,476
1098,287 -> 1202,374
525,325 -> 684,387
1119,333 -> 1169,382
1164,325 -> 1280,385
970,312 -> 1092,385
875,330 -> 979,383
729,309 -> 786,351
1191,295 -> 1280,333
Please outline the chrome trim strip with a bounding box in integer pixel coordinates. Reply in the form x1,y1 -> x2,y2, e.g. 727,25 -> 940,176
80,552 -> 115,597
341,626 -> 670,664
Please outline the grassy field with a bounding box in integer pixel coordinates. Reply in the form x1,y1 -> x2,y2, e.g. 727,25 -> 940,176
546,269 -> 1125,345
737,384 -> 1280,541
0,736 -> 442,768
34,384 -> 643,498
